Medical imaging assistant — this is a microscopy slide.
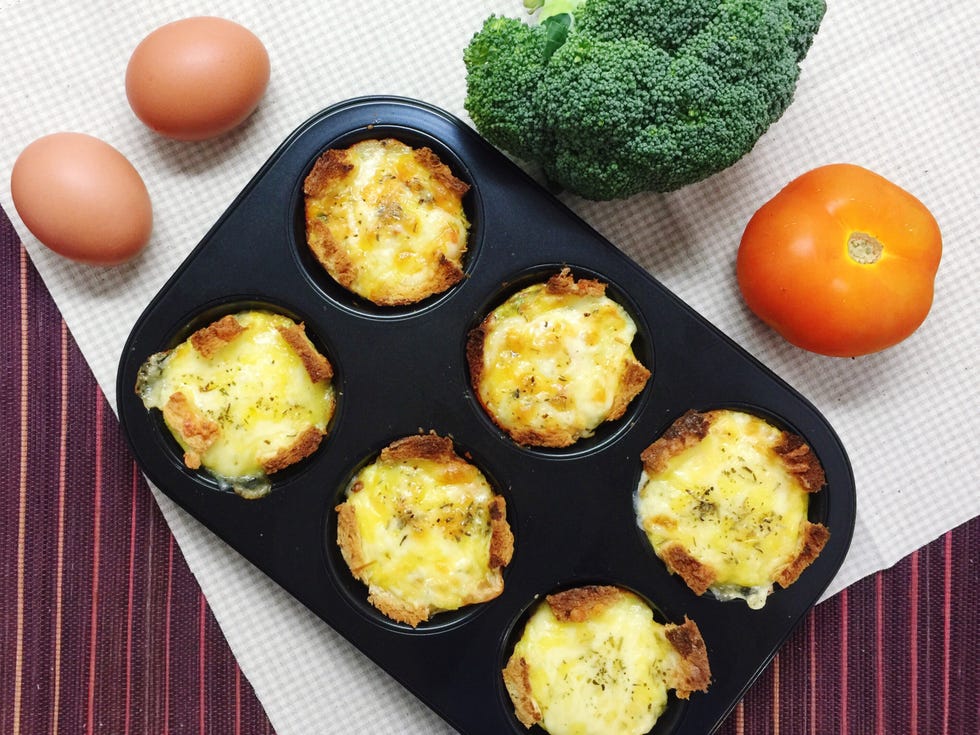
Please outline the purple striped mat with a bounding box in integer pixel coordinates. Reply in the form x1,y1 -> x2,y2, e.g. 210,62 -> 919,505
1,205 -> 977,734
0,212 -> 273,735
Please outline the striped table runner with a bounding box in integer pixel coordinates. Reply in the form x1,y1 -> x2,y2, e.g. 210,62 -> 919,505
717,524 -> 979,734
0,212 -> 274,734
2,206 -> 977,734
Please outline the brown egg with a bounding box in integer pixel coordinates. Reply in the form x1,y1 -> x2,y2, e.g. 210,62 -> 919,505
10,133 -> 153,265
126,16 -> 271,141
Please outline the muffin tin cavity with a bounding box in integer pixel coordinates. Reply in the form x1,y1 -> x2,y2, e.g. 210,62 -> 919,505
496,583 -> 692,735
290,124 -> 483,320
134,298 -> 340,497
632,404 -> 832,610
117,97 -> 855,735
324,432 -> 515,634
464,263 -> 654,460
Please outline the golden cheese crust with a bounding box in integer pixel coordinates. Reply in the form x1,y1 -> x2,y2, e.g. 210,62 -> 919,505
637,409 -> 830,604
503,585 -> 711,733
303,138 -> 470,306
467,269 -> 650,448
335,433 -> 513,627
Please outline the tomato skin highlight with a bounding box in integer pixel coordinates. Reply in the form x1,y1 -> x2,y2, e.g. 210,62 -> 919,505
736,164 -> 942,357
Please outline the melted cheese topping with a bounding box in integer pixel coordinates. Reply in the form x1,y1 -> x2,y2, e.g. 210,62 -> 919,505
635,411 -> 810,609
138,311 -> 335,496
305,138 -> 468,304
476,282 -> 643,445
512,591 -> 677,735
343,454 -> 500,614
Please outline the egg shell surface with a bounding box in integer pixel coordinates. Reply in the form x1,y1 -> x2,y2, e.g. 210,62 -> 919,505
10,132 -> 153,265
125,16 -> 270,141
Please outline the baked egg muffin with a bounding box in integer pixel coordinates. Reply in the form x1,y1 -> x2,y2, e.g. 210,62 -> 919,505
503,585 -> 710,735
635,409 -> 830,609
335,433 -> 514,627
303,137 -> 470,305
467,269 -> 650,448
136,310 -> 336,499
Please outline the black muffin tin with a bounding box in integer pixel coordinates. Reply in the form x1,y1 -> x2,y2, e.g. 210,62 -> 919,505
116,96 -> 855,735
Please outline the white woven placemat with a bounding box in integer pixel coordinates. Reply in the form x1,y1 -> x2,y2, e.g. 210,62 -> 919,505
1,2 -> 978,732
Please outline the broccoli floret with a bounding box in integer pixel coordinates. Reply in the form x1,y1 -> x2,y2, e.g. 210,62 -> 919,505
463,0 -> 826,200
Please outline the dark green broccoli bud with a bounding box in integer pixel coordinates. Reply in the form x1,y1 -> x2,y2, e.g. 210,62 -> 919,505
463,0 -> 827,200
462,16 -> 551,161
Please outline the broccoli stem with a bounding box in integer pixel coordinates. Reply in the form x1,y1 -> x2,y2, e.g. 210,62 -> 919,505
524,0 -> 587,22
524,0 -> 587,60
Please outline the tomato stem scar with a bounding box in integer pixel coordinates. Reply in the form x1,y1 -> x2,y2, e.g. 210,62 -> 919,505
847,232 -> 883,264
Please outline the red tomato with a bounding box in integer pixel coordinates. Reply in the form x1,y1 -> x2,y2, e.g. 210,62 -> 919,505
736,164 -> 942,357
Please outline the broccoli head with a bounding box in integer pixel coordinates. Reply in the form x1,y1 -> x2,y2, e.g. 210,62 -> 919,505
463,0 -> 826,200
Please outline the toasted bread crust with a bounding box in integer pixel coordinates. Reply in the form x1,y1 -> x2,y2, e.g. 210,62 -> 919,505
302,148 -> 353,194
640,410 -> 711,474
335,501 -> 365,572
261,425 -> 325,475
427,254 -> 467,305
663,617 -> 712,698
774,432 -> 827,492
502,422 -> 579,449
368,590 -> 431,628
305,143 -> 408,294
412,146 -> 471,198
660,542 -> 716,596
502,655 -> 541,728
162,391 -> 219,469
305,210 -> 359,294
776,521 -> 831,588
189,314 -> 245,358
547,584 -> 621,622
380,432 -> 456,464
609,358 -> 652,421
544,267 -> 606,298
335,433 -> 512,626
275,324 -> 333,383
489,495 -> 515,568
